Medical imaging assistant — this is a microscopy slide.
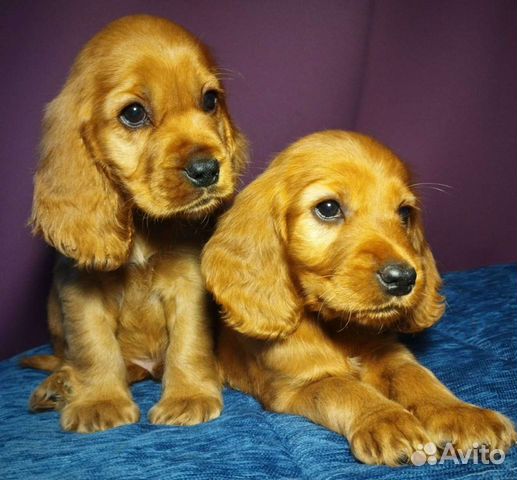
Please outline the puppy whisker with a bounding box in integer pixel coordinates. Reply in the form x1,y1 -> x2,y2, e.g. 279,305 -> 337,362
409,182 -> 453,189
410,182 -> 454,195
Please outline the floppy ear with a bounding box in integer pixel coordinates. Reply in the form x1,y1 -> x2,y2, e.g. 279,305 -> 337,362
220,100 -> 249,176
202,171 -> 302,339
403,221 -> 445,332
230,128 -> 249,176
30,86 -> 133,271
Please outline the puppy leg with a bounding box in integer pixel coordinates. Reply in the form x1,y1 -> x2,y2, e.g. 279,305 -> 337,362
29,365 -> 77,412
149,259 -> 222,426
21,354 -> 61,372
57,284 -> 139,433
269,375 -> 431,466
363,343 -> 517,453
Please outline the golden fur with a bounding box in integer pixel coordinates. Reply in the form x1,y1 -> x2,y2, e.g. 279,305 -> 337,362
202,131 -> 516,465
22,15 -> 247,432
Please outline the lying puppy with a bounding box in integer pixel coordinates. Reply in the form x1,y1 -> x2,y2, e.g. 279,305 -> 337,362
22,15 -> 247,432
202,131 -> 515,465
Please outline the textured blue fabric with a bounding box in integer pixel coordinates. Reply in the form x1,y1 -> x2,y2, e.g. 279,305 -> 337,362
0,264 -> 516,479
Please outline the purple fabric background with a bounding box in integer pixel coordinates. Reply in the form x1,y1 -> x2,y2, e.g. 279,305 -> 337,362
1,0 -> 515,359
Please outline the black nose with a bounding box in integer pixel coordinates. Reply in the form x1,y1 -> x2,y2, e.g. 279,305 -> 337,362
377,263 -> 417,297
184,158 -> 219,187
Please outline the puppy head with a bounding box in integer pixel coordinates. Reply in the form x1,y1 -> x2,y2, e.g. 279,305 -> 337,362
202,131 -> 444,339
31,15 -> 248,270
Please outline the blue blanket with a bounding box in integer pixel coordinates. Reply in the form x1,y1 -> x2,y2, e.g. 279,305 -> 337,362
1,264 -> 516,479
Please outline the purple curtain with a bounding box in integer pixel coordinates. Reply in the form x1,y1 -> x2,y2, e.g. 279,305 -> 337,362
1,0 -> 515,359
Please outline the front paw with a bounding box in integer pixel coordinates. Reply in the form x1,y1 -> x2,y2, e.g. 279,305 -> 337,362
149,395 -> 222,426
61,396 -> 140,433
349,407 -> 431,466
29,369 -> 75,412
414,403 -> 516,452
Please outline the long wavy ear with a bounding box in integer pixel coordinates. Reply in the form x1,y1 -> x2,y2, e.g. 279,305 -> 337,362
403,219 -> 445,332
230,128 -> 249,176
202,170 -> 302,339
30,85 -> 133,271
220,98 -> 249,177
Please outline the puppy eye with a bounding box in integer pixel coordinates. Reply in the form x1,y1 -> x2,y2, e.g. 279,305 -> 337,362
398,205 -> 413,226
202,90 -> 218,113
314,200 -> 343,221
119,103 -> 148,128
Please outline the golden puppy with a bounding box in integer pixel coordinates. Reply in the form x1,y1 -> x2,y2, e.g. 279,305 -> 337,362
202,131 -> 515,465
22,15 -> 247,432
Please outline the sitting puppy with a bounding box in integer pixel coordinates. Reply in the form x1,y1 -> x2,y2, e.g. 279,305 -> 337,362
202,131 -> 515,465
22,15 -> 247,432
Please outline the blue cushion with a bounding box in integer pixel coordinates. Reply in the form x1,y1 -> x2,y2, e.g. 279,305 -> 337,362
1,264 -> 516,479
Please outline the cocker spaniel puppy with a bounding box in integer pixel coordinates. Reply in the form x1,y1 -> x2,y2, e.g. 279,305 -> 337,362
22,15 -> 247,432
202,131 -> 515,466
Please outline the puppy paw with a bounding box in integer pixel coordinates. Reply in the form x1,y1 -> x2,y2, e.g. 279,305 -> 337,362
29,369 -> 74,412
414,403 -> 517,453
349,407 -> 431,466
149,395 -> 222,426
61,396 -> 140,433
